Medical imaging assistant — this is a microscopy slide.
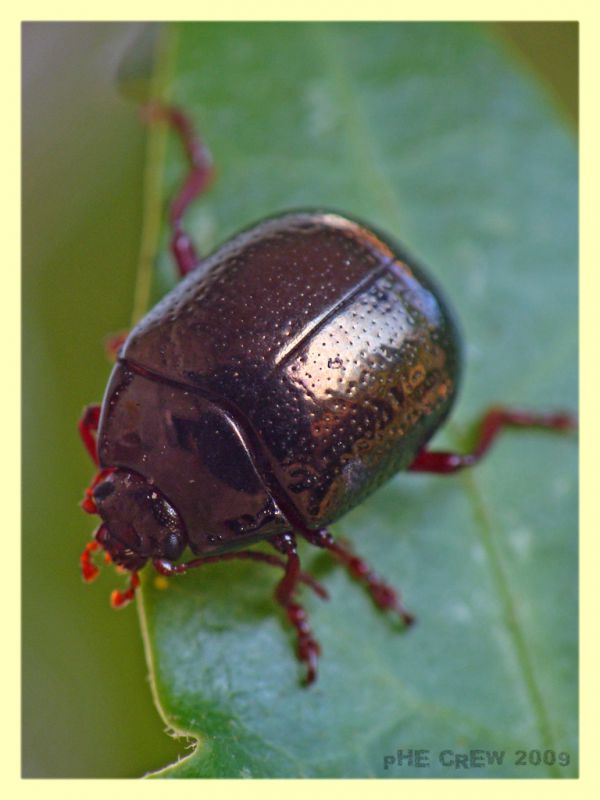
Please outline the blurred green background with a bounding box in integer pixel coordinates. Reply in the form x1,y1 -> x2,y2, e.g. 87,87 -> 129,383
22,22 -> 577,778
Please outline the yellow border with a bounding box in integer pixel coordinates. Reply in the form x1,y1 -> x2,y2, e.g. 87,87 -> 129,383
11,3 -> 597,797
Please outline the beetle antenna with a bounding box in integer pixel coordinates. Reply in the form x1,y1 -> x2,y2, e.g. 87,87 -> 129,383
80,526 -> 107,582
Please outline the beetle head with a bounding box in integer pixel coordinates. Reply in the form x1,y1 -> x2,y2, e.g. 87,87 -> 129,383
89,469 -> 187,571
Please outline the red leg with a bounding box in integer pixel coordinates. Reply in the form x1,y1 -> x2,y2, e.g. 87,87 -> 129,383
143,103 -> 214,277
78,404 -> 101,465
270,532 -> 322,685
78,406 -> 116,513
301,527 -> 414,626
154,540 -> 325,684
409,406 -> 577,474
152,549 -> 328,600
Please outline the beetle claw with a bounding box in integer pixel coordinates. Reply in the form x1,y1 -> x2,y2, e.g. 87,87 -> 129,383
287,601 -> 321,685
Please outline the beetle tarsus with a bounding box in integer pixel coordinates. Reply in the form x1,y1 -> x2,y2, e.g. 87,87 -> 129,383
271,532 -> 322,685
408,406 -> 578,474
287,602 -> 320,686
300,527 -> 414,626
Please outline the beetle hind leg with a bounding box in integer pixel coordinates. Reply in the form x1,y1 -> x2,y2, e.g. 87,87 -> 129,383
143,103 -> 214,277
300,527 -> 414,626
409,406 -> 577,474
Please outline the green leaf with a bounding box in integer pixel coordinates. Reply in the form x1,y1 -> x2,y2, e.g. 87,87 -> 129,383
137,22 -> 577,778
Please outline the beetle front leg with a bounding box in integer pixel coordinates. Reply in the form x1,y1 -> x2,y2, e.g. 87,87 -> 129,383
270,532 -> 321,685
300,527 -> 414,626
78,404 -> 101,465
78,404 -> 116,514
409,406 -> 577,474
152,550 -> 327,598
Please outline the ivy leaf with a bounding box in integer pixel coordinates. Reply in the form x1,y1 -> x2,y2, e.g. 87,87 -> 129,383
136,22 -> 577,778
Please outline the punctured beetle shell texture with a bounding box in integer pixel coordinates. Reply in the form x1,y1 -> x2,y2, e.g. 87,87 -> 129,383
98,210 -> 461,555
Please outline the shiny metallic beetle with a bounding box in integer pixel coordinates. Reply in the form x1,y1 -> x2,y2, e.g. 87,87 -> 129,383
79,107 -> 574,684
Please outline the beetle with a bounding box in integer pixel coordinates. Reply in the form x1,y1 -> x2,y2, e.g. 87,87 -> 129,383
79,105 -> 575,684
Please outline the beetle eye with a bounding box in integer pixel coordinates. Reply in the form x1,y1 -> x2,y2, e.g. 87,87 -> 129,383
163,532 -> 184,561
93,481 -> 115,501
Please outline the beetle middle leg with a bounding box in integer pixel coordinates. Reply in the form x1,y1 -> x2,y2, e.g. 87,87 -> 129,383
408,406 -> 577,474
153,540 -> 325,685
299,526 -> 414,626
270,532 -> 322,685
